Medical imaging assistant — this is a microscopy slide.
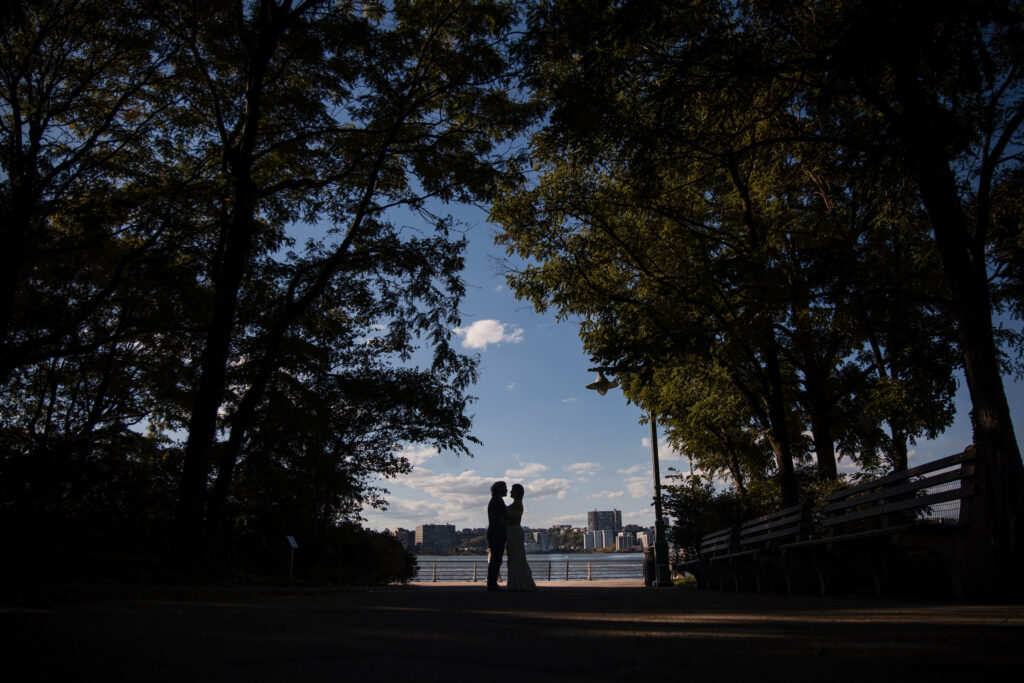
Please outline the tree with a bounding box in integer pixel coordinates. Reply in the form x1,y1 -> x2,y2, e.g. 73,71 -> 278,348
640,360 -> 780,513
502,0 -> 1022,583
493,2 -> 829,504
138,0 -> 529,569
774,0 -> 1024,587
496,0 -> 983,509
0,0 -> 172,380
1,0 -> 529,579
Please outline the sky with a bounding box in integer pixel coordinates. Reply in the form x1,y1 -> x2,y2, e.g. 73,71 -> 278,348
359,202 -> 1024,534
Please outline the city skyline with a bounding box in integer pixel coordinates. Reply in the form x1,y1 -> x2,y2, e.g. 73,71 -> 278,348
392,517 -> 654,555
392,509 -> 642,535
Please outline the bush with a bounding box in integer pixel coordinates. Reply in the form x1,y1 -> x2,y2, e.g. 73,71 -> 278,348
301,523 -> 418,585
662,475 -> 746,559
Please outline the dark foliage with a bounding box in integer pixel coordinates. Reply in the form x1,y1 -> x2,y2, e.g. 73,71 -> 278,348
0,0 -> 527,582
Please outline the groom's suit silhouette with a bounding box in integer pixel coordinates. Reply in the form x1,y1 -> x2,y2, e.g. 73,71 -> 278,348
486,481 -> 508,591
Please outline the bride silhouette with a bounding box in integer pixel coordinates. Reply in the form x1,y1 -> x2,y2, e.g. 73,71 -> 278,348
505,483 -> 538,591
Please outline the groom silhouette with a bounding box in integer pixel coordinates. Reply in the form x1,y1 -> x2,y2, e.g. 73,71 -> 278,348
486,481 -> 508,591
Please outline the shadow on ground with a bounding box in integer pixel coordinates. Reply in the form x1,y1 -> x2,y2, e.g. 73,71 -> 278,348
3,582 -> 1021,682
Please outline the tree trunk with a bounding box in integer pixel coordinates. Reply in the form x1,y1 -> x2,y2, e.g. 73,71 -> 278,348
762,334 -> 799,506
889,421 -> 908,471
172,198 -> 256,571
800,358 -> 839,481
808,402 -> 838,481
170,0 -> 295,572
912,150 -> 1024,586
721,433 -> 750,512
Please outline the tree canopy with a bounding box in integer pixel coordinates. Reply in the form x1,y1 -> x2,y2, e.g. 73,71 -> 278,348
1,0 -> 529,579
493,0 -> 1023,577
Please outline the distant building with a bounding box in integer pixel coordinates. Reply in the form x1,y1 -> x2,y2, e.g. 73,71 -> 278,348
584,529 -> 616,550
391,528 -> 416,551
636,530 -> 654,549
415,524 -> 457,554
616,531 -> 637,550
532,530 -> 550,551
588,509 -> 622,534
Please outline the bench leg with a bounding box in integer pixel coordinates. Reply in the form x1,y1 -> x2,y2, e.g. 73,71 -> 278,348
730,562 -> 759,592
777,550 -> 825,595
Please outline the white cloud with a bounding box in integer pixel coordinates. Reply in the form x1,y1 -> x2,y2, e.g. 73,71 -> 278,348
403,467 -> 495,502
400,445 -> 440,466
618,463 -> 648,476
544,513 -> 586,528
521,477 -> 573,500
561,397 -> 578,403
624,476 -> 652,498
622,508 -> 661,527
367,465 -> 572,530
377,497 -> 447,518
507,382 -> 517,391
836,457 -> 861,476
505,462 -> 549,478
588,490 -> 626,499
368,468 -> 496,526
452,319 -> 524,350
685,465 -> 733,491
641,436 -> 686,464
565,462 -> 602,476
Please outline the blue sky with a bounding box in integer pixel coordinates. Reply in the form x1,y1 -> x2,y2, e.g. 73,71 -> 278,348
360,202 -> 1024,534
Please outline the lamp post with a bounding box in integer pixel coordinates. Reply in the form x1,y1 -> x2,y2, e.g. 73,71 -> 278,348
586,368 -> 672,587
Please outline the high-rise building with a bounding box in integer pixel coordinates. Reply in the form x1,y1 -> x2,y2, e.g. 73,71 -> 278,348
584,529 -> 616,549
616,531 -> 637,550
391,528 -> 416,551
415,524 -> 457,554
587,509 -> 622,534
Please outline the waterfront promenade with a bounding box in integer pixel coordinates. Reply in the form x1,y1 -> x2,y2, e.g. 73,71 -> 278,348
3,580 -> 1021,681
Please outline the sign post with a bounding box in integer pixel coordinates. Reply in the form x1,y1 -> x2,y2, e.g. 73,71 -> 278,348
285,535 -> 299,580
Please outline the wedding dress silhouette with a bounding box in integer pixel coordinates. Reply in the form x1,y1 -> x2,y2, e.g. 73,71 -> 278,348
505,486 -> 538,591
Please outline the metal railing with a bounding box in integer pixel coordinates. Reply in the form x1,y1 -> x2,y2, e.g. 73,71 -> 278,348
413,558 -> 642,582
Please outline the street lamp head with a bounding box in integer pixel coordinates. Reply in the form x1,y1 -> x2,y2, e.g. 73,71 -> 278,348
585,371 -> 619,396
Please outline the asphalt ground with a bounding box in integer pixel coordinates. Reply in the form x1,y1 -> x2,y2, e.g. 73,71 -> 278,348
3,580 -> 1022,682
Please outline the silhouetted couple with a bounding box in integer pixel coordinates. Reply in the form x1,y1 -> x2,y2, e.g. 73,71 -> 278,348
486,481 -> 538,592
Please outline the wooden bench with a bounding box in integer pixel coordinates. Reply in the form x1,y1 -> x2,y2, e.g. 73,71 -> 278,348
677,525 -> 736,590
677,502 -> 810,592
780,446 -> 993,597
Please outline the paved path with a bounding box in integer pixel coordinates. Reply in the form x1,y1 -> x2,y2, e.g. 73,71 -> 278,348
3,581 -> 1021,681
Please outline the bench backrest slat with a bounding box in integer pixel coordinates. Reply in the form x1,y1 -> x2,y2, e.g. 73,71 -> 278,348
699,526 -> 736,556
697,503 -> 810,558
740,505 -> 806,529
824,450 -> 972,502
817,447 -> 976,540
825,484 -> 974,528
823,468 -> 968,514
737,503 -> 809,550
